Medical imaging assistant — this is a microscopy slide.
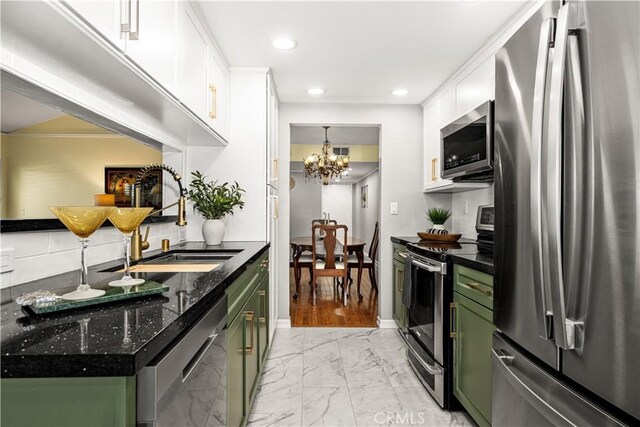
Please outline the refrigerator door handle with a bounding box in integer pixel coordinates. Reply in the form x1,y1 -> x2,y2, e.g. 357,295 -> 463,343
546,3 -> 583,350
530,17 -> 555,341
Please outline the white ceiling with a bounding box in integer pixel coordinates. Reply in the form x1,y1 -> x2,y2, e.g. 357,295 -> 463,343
199,1 -> 528,104
1,88 -> 64,133
291,125 -> 379,145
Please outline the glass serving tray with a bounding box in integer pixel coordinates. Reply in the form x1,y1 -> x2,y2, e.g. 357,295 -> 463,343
24,281 -> 169,315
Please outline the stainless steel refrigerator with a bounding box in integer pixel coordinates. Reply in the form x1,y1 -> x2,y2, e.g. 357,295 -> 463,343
494,0 -> 639,425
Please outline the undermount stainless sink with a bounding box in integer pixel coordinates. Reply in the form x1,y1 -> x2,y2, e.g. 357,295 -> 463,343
100,249 -> 243,273
149,252 -> 235,263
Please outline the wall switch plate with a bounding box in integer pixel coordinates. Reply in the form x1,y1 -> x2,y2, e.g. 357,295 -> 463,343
390,202 -> 398,215
0,249 -> 15,273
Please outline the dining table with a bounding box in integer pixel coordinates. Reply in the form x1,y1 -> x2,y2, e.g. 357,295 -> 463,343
290,235 -> 368,300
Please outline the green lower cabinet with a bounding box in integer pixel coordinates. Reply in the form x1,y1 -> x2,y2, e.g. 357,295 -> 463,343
244,286 -> 260,407
453,291 -> 495,427
1,376 -> 135,427
392,258 -> 407,328
257,275 -> 269,366
228,312 -> 246,427
226,252 -> 270,427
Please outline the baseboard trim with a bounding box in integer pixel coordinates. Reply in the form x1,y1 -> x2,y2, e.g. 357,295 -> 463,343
276,318 -> 292,329
377,317 -> 398,329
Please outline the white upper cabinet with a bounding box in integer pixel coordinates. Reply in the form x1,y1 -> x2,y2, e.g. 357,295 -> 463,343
32,0 -> 231,144
454,56 -> 495,118
423,99 -> 453,191
267,74 -> 279,188
124,0 -> 177,95
423,56 -> 495,193
437,89 -> 455,129
177,3 -> 208,121
207,49 -> 229,139
63,0 -> 126,51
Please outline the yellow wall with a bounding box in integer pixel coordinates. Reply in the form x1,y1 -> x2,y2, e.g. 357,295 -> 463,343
290,144 -> 379,163
2,116 -> 162,219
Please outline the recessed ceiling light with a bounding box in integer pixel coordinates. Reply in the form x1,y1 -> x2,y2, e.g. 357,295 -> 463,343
271,37 -> 298,50
391,89 -> 409,96
307,88 -> 326,95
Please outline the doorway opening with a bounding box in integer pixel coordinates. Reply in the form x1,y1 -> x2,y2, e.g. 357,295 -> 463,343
289,124 -> 380,326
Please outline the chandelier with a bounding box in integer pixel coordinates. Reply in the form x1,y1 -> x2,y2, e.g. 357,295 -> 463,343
303,126 -> 350,185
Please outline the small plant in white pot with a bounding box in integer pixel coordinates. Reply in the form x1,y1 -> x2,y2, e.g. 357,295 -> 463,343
188,171 -> 245,245
426,208 -> 451,235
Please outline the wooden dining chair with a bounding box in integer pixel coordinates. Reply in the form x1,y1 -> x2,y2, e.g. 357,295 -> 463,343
294,219 -> 339,289
311,223 -> 349,306
347,221 -> 379,293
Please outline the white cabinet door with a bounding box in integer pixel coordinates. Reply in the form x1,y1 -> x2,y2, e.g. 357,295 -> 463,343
177,2 -> 208,120
423,100 -> 452,190
455,56 -> 495,117
267,76 -> 279,188
438,88 -> 455,128
125,0 -> 177,95
63,0 -> 125,51
207,50 -> 229,138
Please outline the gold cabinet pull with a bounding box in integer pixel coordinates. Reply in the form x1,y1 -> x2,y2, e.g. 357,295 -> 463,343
398,252 -> 408,259
464,282 -> 493,297
209,84 -> 217,119
432,158 -> 438,181
273,158 -> 279,180
258,290 -> 267,323
244,311 -> 254,354
450,302 -> 458,338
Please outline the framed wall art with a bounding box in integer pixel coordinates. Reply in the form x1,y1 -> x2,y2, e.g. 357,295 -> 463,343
361,185 -> 368,208
105,167 -> 162,210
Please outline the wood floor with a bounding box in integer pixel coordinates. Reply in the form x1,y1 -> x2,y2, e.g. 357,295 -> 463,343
289,267 -> 378,327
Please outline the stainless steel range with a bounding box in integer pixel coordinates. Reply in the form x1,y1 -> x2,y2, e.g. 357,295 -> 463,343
401,241 -> 479,409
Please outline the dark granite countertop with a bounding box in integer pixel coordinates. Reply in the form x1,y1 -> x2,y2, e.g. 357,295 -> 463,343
391,235 -> 494,274
390,235 -> 423,246
0,241 -> 268,378
452,253 -> 494,276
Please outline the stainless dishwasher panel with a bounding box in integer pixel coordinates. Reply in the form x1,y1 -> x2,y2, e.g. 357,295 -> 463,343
138,296 -> 228,427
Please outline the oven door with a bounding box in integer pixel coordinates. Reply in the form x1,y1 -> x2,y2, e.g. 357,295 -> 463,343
406,255 -> 446,365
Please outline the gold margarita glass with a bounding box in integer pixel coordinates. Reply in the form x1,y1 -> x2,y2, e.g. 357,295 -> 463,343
49,206 -> 115,300
107,207 -> 153,291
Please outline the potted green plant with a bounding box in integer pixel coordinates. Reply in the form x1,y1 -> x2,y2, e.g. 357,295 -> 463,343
426,207 -> 451,235
188,171 -> 245,245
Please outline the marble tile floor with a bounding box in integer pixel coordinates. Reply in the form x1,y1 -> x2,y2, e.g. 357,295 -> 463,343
248,328 -> 474,427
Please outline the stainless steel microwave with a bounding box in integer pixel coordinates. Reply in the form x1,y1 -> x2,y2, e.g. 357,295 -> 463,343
440,100 -> 494,180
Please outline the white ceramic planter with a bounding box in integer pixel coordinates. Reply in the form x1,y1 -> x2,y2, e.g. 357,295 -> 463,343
428,224 -> 449,235
202,219 -> 225,245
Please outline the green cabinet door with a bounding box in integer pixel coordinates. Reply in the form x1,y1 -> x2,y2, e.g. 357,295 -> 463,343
453,291 -> 495,427
227,311 -> 246,427
392,258 -> 407,328
257,274 -> 269,366
244,286 -> 260,408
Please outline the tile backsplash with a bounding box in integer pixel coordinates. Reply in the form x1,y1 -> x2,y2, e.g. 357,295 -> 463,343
451,186 -> 494,239
0,222 -> 185,289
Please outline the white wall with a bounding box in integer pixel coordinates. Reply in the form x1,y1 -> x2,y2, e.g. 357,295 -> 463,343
321,184 -> 352,234
289,171 -> 322,238
352,170 -> 380,257
186,69 -> 268,242
278,103 -> 450,326
451,186 -> 494,239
